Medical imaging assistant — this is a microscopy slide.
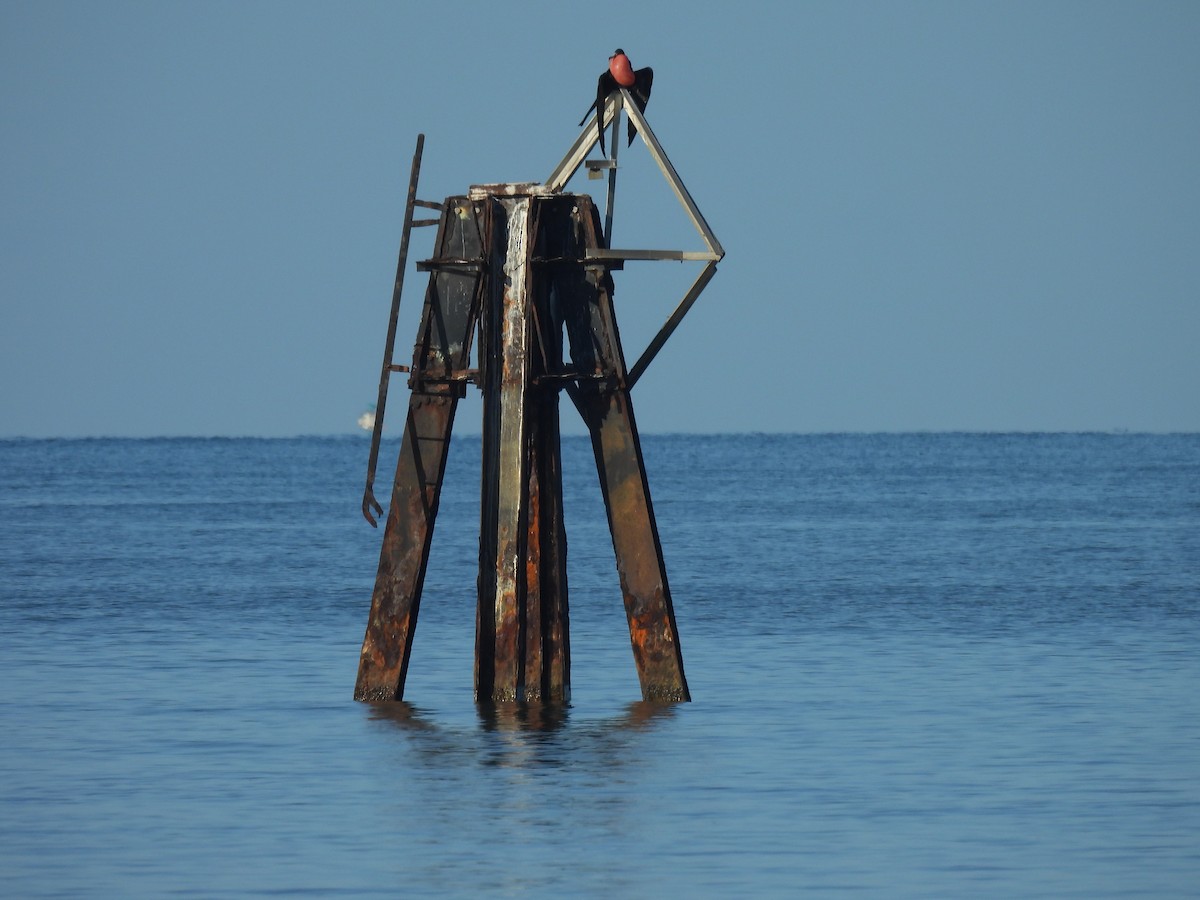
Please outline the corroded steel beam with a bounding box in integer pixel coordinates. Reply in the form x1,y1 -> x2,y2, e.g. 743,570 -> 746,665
562,199 -> 690,702
525,199 -> 574,703
487,195 -> 533,702
476,192 -> 571,703
583,390 -> 689,701
354,197 -> 486,702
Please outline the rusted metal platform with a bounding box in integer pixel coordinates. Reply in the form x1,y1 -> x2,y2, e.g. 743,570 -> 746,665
356,101 -> 720,705
356,189 -> 689,703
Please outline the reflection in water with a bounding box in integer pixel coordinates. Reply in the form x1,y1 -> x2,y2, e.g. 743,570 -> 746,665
365,700 -> 439,731
616,700 -> 680,730
367,699 -> 677,735
364,699 -> 679,771
476,701 -> 571,734
359,699 -> 685,894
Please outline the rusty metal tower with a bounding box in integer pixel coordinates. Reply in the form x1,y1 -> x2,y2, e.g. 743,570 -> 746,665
354,90 -> 723,704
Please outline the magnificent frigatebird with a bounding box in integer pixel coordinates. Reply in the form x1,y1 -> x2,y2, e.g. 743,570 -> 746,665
578,49 -> 653,156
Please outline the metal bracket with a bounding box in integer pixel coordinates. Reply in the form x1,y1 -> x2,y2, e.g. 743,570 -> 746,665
544,90 -> 724,388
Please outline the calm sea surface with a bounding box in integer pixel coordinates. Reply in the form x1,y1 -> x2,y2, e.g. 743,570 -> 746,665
1,434 -> 1197,897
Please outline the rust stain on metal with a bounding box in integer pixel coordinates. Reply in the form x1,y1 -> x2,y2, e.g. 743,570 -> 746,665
523,442 -> 544,701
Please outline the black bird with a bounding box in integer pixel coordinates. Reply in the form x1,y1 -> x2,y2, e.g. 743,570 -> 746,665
578,49 -> 653,156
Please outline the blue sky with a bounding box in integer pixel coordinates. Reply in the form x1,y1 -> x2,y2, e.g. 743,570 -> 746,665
2,1 -> 1197,436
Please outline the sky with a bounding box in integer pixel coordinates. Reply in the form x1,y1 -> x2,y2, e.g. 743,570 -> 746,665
2,0 -> 1197,436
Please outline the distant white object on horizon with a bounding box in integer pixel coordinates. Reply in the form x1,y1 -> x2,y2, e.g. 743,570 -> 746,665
357,407 -> 376,432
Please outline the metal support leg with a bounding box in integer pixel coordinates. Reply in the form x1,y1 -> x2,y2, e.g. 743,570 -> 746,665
563,200 -> 690,702
355,197 -> 486,701
476,195 -> 572,703
354,393 -> 458,701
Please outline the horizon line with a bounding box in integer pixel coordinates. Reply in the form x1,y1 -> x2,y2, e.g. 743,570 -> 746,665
3,429 -> 1197,441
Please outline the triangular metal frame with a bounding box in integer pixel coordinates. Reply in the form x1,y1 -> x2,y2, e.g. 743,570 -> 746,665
545,90 -> 724,387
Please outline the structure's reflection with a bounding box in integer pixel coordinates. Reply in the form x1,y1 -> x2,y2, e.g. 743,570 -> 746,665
364,699 -> 680,771
476,700 -> 571,733
366,700 -> 439,731
368,699 -> 677,734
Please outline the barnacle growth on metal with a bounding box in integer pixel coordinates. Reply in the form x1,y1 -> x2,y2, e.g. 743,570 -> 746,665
355,91 -> 722,705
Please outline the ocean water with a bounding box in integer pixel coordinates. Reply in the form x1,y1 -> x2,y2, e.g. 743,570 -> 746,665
1,433 -> 1198,897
